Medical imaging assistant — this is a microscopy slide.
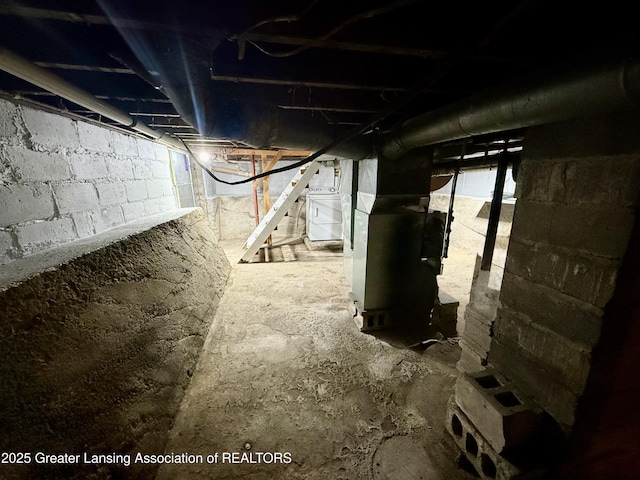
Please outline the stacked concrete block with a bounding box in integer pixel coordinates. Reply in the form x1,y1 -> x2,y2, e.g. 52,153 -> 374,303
429,290 -> 459,337
20,106 -> 80,151
455,367 -> 542,454
446,396 -> 548,480
487,113 -> 640,431
458,254 -> 500,372
447,113 -> 640,478
0,97 -> 178,265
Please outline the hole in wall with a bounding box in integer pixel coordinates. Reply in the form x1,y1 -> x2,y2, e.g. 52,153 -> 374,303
475,375 -> 501,389
456,452 -> 478,475
465,433 -> 479,456
480,453 -> 497,478
451,414 -> 463,437
495,391 -> 521,407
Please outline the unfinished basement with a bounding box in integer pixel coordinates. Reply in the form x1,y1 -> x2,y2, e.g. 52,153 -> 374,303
1,2 -> 640,479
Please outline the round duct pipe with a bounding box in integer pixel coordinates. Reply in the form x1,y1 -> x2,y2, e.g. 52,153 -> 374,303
161,80 -> 376,161
151,36 -> 376,162
381,56 -> 640,160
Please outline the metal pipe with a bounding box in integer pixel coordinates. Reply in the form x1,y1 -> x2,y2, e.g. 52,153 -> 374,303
381,56 -> 640,159
250,155 -> 260,226
431,151 -> 519,175
0,45 -> 187,153
211,166 -> 250,177
442,166 -> 459,260
350,160 -> 359,250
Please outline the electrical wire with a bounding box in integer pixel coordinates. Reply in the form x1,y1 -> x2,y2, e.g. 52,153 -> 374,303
189,0 -> 533,186
181,49 -> 469,185
229,0 -> 321,42
182,48 -> 463,186
245,0 -> 420,58
179,138 -> 317,185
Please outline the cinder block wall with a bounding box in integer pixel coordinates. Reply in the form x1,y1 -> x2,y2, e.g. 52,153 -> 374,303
201,162 -> 339,241
0,98 -> 177,265
489,111 -> 640,430
0,98 -> 232,479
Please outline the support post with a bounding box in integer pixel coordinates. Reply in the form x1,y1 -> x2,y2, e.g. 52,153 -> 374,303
261,153 -> 272,245
350,160 -> 359,250
481,151 -> 509,271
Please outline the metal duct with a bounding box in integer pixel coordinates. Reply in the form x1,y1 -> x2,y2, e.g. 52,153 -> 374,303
167,85 -> 375,160
381,56 -> 640,160
154,36 -> 375,161
0,41 -> 374,161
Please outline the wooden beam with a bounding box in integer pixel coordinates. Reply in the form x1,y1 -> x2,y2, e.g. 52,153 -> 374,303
14,91 -> 172,103
70,109 -> 180,118
0,5 -> 448,59
34,62 -> 134,74
253,151 -> 284,189
278,105 -> 376,114
211,75 -> 406,92
129,112 -> 181,118
261,153 -> 272,246
242,33 -> 446,58
0,5 -> 215,36
250,155 -> 260,227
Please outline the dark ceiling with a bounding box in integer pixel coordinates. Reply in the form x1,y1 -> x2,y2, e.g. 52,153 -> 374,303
0,0 -> 638,160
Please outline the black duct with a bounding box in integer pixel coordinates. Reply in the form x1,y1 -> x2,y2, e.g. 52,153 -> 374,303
162,43 -> 640,163
155,36 -> 374,160
167,84 -> 374,160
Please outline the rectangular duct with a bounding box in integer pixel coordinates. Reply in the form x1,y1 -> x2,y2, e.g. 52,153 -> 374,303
347,148 -> 442,332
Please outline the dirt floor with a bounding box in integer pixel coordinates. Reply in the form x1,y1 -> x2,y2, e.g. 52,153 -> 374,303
0,209 -> 231,480
156,239 -> 478,480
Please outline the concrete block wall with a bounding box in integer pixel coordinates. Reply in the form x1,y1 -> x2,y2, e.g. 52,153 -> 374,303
489,111 -> 640,430
214,195 -> 307,241
457,254 -> 501,372
202,161 -> 339,241
0,98 -> 177,265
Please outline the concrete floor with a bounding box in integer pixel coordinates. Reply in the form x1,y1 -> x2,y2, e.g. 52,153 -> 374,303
156,240 -> 478,480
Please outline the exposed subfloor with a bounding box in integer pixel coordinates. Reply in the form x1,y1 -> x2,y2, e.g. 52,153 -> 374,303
156,240 -> 477,480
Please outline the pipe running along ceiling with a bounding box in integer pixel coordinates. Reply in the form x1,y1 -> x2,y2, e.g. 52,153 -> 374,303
0,1 -> 638,165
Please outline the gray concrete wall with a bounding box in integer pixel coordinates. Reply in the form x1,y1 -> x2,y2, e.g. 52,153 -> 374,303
214,195 -> 307,241
0,98 -> 177,265
489,111 -> 640,430
0,208 -> 230,480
